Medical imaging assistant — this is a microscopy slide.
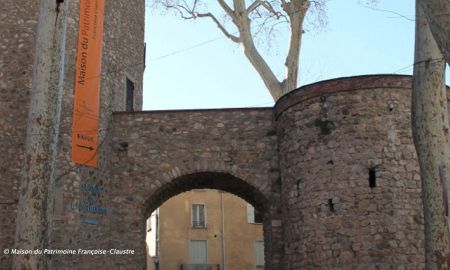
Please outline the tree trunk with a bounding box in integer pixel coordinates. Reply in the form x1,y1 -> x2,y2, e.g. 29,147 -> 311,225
420,0 -> 450,65
13,0 -> 68,269
412,2 -> 450,269
233,0 -> 284,100
282,0 -> 308,98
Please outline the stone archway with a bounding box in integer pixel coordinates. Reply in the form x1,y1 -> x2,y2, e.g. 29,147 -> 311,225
143,171 -> 269,217
108,169 -> 282,270
108,108 -> 283,269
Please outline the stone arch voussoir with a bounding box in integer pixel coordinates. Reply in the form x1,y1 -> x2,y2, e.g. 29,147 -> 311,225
142,160 -> 269,218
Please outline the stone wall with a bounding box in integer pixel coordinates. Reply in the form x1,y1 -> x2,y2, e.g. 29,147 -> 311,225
47,0 -> 145,269
104,75 -> 438,270
0,1 -> 146,268
276,75 -> 432,269
0,1 -> 38,269
109,108 -> 283,269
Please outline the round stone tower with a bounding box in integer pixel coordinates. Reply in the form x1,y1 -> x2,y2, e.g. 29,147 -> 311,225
275,75 -> 427,269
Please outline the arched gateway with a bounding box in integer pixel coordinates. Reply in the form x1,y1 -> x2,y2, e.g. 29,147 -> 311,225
100,75 -> 434,269
108,108 -> 283,269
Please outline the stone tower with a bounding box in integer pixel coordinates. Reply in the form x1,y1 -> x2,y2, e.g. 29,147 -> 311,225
275,76 -> 429,269
1,0 -> 145,269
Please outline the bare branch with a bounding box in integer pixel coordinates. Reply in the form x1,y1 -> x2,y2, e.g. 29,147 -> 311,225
157,0 -> 240,42
247,0 -> 264,13
195,12 -> 241,42
217,0 -> 236,20
253,12 -> 274,36
308,0 -> 328,29
160,2 -> 196,19
177,4 -> 196,17
247,0 -> 281,19
192,0 -> 198,11
175,8 -> 194,18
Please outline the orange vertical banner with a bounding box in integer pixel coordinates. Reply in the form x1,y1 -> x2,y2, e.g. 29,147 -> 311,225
71,0 -> 105,167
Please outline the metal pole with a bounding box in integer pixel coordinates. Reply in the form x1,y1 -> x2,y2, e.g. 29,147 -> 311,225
220,192 -> 226,270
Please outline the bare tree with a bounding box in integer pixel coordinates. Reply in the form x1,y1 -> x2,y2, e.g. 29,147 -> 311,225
152,0 -> 326,100
412,1 -> 450,269
420,0 -> 450,66
13,0 -> 68,269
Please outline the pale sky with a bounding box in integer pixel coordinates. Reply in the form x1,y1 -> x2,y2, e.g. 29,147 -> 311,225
143,0 -> 450,110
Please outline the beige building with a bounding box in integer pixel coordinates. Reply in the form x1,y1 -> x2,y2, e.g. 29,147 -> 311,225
146,189 -> 264,270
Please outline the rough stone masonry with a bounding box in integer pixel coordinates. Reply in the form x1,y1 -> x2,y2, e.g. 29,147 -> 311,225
1,0 -> 450,269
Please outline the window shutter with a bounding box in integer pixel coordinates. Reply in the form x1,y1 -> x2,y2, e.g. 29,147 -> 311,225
189,240 -> 207,264
199,205 -> 205,226
254,240 -> 264,268
247,203 -> 255,223
192,204 -> 198,227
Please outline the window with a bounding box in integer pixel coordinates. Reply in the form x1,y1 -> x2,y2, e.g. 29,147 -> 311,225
247,204 -> 263,224
189,240 -> 208,265
125,76 -> 134,112
369,168 -> 376,188
254,240 -> 264,270
192,204 -> 206,228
